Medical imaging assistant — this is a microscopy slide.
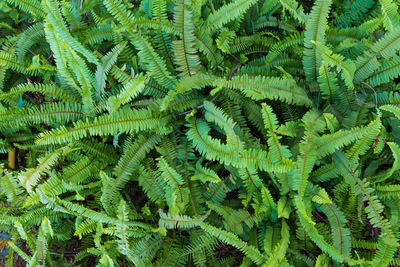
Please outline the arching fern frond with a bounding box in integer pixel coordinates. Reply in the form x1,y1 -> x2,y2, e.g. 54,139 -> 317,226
303,0 -> 332,82
36,108 -> 170,145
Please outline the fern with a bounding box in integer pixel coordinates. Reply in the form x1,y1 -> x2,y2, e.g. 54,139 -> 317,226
303,0 -> 332,82
214,74 -> 313,107
355,27 -> 400,83
18,147 -> 64,193
36,108 -> 170,145
1,0 -> 400,265
95,42 -> 127,99
205,0 -> 259,32
172,0 -> 200,77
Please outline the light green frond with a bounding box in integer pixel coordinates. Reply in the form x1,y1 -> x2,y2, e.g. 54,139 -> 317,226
95,42 -> 127,99
303,0 -> 332,82
200,222 -> 267,265
355,27 -> 400,83
107,74 -> 146,111
214,74 -> 313,107
172,0 -> 200,77
205,0 -> 259,32
18,147 -> 64,192
36,108 -> 170,145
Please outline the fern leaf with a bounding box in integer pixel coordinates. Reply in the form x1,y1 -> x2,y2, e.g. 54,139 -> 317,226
371,142 -> 400,182
214,74 -> 313,107
313,41 -> 356,90
4,0 -> 45,18
42,0 -> 100,65
0,83 -> 79,103
261,103 -> 292,161
103,134 -> 161,212
36,108 -> 170,145
264,220 -> 290,266
303,0 -> 332,82
355,27 -> 400,83
103,0 -> 136,32
107,74 -> 146,111
192,161 -> 221,183
95,42 -> 127,99
172,0 -> 200,77
159,209 -> 205,229
320,203 -> 351,258
200,222 -> 267,265
367,55 -> 400,86
380,0 -> 400,31
205,0 -> 258,32
130,32 -> 177,89
0,166 -> 23,202
18,147 -> 64,192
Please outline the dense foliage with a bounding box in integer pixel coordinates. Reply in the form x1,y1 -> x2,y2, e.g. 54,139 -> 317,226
1,0 -> 400,265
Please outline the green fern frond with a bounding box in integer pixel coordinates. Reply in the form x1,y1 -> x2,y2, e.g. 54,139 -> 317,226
0,83 -> 79,103
0,102 -> 83,129
103,134 -> 161,212
18,147 -> 64,192
214,74 -> 313,107
205,0 -> 259,32
334,0 -> 374,28
107,74 -> 146,111
355,27 -> 400,83
200,222 -> 267,265
4,0 -> 46,18
264,220 -> 290,266
36,108 -> 170,145
303,0 -> 332,82
159,209 -> 205,229
380,0 -> 400,31
172,0 -> 200,77
95,42 -> 127,99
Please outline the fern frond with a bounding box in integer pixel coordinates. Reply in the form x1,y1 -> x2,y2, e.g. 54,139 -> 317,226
187,118 -> 293,173
103,134 -> 161,212
376,184 -> 400,199
130,32 -> 177,89
107,75 -> 146,111
95,42 -> 127,99
36,108 -> 170,145
303,0 -> 332,82
200,222 -> 267,265
204,0 -> 258,32
16,22 -> 45,63
159,209 -> 205,229
367,55 -> 400,86
280,0 -> 307,24
315,116 -> 381,157
371,142 -> 400,182
4,0 -> 45,18
0,166 -> 23,202
334,0 -> 374,28
18,147 -> 64,192
0,52 -> 37,75
320,203 -> 351,257
172,0 -> 200,77
317,62 -> 339,100
42,0 -> 100,65
313,41 -> 356,90
214,74 -> 313,107
0,102 -> 83,129
103,0 -> 136,33
261,103 -> 292,161
333,151 -> 397,244
355,27 -> 400,83
264,220 -> 290,266
380,0 -> 400,31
